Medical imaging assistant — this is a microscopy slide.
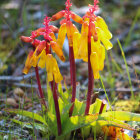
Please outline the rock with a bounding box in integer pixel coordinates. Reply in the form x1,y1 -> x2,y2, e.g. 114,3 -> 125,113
14,88 -> 24,97
5,98 -> 18,107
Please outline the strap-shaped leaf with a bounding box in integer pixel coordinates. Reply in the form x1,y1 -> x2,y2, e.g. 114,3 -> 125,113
12,119 -> 48,132
6,109 -> 47,125
61,113 -> 98,136
91,120 -> 134,132
72,99 -> 86,116
99,111 -> 140,122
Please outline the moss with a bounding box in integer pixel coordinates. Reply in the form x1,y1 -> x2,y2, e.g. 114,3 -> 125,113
114,100 -> 140,113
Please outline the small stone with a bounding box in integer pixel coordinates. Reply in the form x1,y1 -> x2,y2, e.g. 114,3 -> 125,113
5,98 -> 18,107
14,88 -> 24,97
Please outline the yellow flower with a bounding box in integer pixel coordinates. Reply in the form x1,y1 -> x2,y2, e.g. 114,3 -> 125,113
31,50 -> 63,83
56,23 -> 67,49
30,40 -> 46,67
23,51 -> 34,74
50,41 -> 65,62
77,21 -> 89,62
38,50 -> 46,69
73,15 -> 113,79
22,40 -> 64,83
46,54 -> 63,83
73,32 -> 81,58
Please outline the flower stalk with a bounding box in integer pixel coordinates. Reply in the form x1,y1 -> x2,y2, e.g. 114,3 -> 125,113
50,81 -> 62,135
69,46 -> 76,116
35,66 -> 48,110
85,27 -> 94,115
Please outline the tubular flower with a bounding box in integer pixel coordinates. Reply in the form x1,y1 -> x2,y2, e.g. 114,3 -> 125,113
51,0 -> 82,50
46,54 -> 63,83
23,50 -> 34,74
21,16 -> 64,83
73,0 -> 113,79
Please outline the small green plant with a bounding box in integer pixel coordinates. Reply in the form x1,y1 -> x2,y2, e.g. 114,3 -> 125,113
5,0 -> 140,139
6,85 -> 140,139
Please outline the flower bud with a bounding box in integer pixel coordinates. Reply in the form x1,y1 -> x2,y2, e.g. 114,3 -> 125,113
35,27 -> 45,36
49,32 -> 56,42
49,25 -> 59,33
35,40 -> 46,56
89,22 -> 98,41
50,41 -> 65,62
60,19 -> 67,25
49,32 -> 57,42
71,12 -> 83,24
81,21 -> 89,36
20,36 -> 33,43
51,10 -> 65,21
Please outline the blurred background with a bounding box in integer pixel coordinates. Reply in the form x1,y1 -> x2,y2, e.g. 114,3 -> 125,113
0,0 -> 140,113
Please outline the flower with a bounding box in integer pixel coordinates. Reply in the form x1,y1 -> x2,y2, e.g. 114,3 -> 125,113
45,54 -> 63,83
22,50 -> 34,74
21,16 -> 65,83
51,0 -> 83,48
73,0 -> 113,79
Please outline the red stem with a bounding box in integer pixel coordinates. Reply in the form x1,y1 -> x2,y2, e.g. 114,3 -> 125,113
69,46 -> 76,117
99,100 -> 106,114
35,66 -> 47,110
50,81 -> 62,135
85,31 -> 94,115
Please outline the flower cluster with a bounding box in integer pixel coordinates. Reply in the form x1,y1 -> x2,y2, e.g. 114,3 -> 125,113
51,0 -> 83,47
21,0 -> 113,81
73,1 -> 113,79
20,0 -> 113,136
21,16 -> 65,83
50,0 -> 113,79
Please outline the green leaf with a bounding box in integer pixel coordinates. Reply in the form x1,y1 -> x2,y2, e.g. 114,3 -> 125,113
91,119 -> 134,133
61,103 -> 72,124
58,83 -> 70,104
89,103 -> 95,114
93,98 -> 107,114
58,97 -> 64,114
46,112 -> 57,135
81,125 -> 91,138
100,111 -> 140,122
61,113 -> 98,137
58,83 -> 68,104
12,119 -> 48,132
6,109 -> 47,125
72,99 -> 86,116
47,83 -> 55,115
